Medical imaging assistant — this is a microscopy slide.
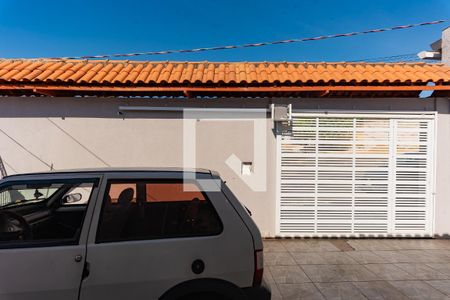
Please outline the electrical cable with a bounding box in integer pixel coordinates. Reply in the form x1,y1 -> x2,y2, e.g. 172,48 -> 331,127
34,20 -> 446,60
3,159 -> 18,174
47,118 -> 111,167
0,128 -> 53,169
350,53 -> 418,62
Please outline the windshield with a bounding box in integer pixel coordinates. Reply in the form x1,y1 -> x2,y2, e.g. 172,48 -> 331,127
0,183 -> 63,208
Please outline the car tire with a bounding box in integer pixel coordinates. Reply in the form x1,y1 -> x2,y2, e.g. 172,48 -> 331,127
179,293 -> 229,300
160,279 -> 246,300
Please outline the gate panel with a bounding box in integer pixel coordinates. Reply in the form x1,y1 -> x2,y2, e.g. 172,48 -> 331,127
278,114 -> 434,237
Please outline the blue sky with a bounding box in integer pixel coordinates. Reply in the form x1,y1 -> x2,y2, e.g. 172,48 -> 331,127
0,0 -> 448,61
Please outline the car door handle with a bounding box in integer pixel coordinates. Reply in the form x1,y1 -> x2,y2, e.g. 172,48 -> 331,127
74,255 -> 83,263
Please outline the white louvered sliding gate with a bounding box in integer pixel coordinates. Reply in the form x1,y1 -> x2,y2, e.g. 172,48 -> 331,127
278,113 -> 435,237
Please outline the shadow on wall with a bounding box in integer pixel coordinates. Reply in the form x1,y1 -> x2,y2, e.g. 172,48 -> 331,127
0,97 -> 442,119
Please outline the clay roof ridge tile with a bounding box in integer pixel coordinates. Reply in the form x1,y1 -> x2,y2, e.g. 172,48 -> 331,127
123,63 -> 145,83
226,63 -> 236,83
1,61 -> 32,80
134,63 -> 152,83
192,63 -> 205,83
57,62 -> 85,81
43,62 -> 74,82
78,63 -> 104,83
113,63 -> 134,83
101,63 -> 125,83
168,63 -> 184,83
10,61 -> 44,81
1,59 -> 450,89
31,62 -> 62,81
215,63 -> 226,83
67,63 -> 95,82
204,63 -> 214,82
179,63 -> 194,83
158,63 -> 175,83
148,63 -> 165,83
90,63 -> 115,83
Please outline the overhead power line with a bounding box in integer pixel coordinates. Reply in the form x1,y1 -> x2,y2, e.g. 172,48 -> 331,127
3,160 -> 18,174
47,118 -> 111,167
0,156 -> 7,178
0,128 -> 53,169
351,53 -> 417,62
352,52 -> 443,63
44,20 -> 446,60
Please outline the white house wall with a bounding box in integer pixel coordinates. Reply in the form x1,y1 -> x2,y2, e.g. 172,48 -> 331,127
0,97 -> 448,237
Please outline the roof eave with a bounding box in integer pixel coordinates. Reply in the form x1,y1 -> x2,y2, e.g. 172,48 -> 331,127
0,83 -> 448,98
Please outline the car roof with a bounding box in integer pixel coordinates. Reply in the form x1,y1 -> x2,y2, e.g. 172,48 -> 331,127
3,167 -> 213,179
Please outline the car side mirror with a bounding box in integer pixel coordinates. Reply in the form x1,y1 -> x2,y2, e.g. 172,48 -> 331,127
62,193 -> 83,204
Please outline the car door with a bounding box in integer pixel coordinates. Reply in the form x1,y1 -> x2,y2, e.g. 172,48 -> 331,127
0,173 -> 102,300
79,172 -> 254,300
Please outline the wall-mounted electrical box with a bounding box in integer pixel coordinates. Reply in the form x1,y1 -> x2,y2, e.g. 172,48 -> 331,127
271,104 -> 292,121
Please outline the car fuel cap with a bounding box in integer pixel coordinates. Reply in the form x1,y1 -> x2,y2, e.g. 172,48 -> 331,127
191,259 -> 205,274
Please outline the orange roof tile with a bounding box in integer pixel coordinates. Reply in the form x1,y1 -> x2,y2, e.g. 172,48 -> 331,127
1,59 -> 450,85
0,59 -> 449,97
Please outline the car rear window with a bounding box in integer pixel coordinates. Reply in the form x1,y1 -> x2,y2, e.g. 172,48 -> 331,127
96,180 -> 223,243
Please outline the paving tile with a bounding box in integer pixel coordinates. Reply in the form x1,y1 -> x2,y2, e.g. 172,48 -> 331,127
264,240 -> 288,252
426,280 -> 450,296
389,280 -> 448,299
278,283 -> 325,300
395,263 -> 449,280
353,281 -> 409,300
301,265 -> 378,283
398,249 -> 450,263
264,268 -> 283,300
320,252 -> 359,265
400,250 -> 442,263
268,265 -> 311,284
370,250 -> 413,263
283,240 -> 340,253
283,240 -> 313,252
265,252 -> 297,266
426,250 -> 450,261
363,264 -> 415,280
271,285 -> 284,300
315,282 -> 367,300
264,267 -> 276,284
306,240 -> 341,252
292,252 -> 328,265
416,240 -> 450,250
427,263 -> 450,276
292,252 -> 358,265
347,240 -> 395,251
305,240 -> 342,252
328,240 -> 355,251
373,240 -> 405,250
380,239 -> 443,250
435,240 -> 450,250
391,239 -> 450,250
345,251 -> 386,264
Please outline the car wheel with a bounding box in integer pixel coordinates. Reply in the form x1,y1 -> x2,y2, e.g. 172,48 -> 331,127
179,293 -> 229,300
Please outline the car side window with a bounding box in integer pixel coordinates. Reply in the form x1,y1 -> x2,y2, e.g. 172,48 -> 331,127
0,180 -> 97,248
96,180 -> 223,243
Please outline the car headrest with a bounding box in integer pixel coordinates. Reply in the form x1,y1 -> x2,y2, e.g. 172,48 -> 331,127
118,188 -> 134,205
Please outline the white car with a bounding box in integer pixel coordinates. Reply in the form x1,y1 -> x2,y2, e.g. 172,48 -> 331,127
0,168 -> 270,300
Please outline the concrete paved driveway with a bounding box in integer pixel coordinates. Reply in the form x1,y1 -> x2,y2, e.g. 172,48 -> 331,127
264,239 -> 450,300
